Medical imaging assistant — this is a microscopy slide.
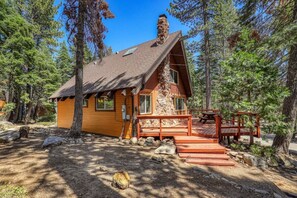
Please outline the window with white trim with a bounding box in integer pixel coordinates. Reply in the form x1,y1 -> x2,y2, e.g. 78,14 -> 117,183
170,69 -> 178,84
96,96 -> 114,110
175,98 -> 185,111
83,99 -> 88,107
140,94 -> 151,114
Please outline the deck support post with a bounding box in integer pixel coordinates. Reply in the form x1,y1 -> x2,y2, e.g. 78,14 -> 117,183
159,118 -> 162,140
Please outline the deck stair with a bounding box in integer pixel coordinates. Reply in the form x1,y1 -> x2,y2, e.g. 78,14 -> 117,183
174,136 -> 235,166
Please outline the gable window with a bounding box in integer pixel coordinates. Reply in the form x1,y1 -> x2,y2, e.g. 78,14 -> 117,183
140,94 -> 151,114
175,98 -> 185,111
170,69 -> 178,84
96,96 -> 114,111
83,99 -> 88,107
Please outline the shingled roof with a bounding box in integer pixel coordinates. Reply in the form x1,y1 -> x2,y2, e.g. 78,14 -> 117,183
50,31 -> 191,99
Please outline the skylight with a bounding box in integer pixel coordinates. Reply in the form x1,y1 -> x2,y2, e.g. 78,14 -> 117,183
123,47 -> 137,56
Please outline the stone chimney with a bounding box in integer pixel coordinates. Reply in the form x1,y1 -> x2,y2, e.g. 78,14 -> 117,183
156,14 -> 169,45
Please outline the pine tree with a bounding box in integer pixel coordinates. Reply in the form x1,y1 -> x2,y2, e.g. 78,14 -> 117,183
63,0 -> 114,137
56,42 -> 73,84
168,0 -> 239,110
168,0 -> 213,109
84,44 -> 94,64
218,28 -> 288,145
236,0 -> 297,153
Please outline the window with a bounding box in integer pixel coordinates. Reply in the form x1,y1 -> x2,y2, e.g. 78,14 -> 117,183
170,69 -> 178,84
140,94 -> 151,114
83,99 -> 88,107
175,98 -> 185,111
96,96 -> 114,111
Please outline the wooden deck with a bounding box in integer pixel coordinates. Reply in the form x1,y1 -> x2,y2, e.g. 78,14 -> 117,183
137,114 -> 260,140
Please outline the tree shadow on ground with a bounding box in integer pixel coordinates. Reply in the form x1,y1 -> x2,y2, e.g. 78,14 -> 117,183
0,129 -> 288,198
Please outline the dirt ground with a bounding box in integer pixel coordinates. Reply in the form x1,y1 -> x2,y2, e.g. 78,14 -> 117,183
0,126 -> 295,198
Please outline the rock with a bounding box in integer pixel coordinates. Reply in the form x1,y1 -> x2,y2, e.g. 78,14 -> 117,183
273,193 -> 282,198
153,140 -> 161,147
42,136 -> 64,148
279,154 -> 294,168
267,158 -> 279,167
258,159 -> 268,169
254,189 -> 269,195
243,153 -> 258,166
229,151 -> 238,157
19,126 -> 30,138
155,144 -> 176,155
122,139 -> 130,145
130,137 -> 138,145
0,121 -> 14,131
162,138 -> 174,145
0,130 -> 20,143
112,171 -> 130,189
74,138 -> 83,144
138,138 -> 145,146
151,155 -> 165,163
145,137 -> 155,146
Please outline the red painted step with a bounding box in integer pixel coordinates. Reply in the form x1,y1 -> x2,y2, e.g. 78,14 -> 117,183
174,136 -> 218,144
176,143 -> 226,154
179,153 -> 230,160
186,158 -> 235,166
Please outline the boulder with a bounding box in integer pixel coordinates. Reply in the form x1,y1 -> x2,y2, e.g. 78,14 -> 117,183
243,153 -> 258,166
258,158 -> 268,169
122,139 -> 130,145
0,130 -> 20,143
229,151 -> 238,157
279,154 -> 294,168
155,144 -> 176,155
151,155 -> 165,163
138,138 -> 145,146
153,140 -> 161,147
145,137 -> 155,146
42,136 -> 64,148
112,171 -> 130,189
267,158 -> 278,167
129,137 -> 138,145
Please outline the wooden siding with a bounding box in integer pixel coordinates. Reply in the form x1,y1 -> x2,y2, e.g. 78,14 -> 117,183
0,100 -> 5,109
139,57 -> 188,115
57,89 -> 133,138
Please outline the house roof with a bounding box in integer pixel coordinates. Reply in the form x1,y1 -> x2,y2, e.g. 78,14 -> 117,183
50,31 -> 192,99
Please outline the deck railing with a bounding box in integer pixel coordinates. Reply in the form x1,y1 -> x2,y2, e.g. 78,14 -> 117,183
137,115 -> 192,140
215,113 -> 261,142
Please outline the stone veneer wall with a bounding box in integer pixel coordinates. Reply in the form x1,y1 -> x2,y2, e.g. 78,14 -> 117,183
155,55 -> 176,116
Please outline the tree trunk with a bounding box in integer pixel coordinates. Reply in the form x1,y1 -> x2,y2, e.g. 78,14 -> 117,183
203,0 -> 211,110
69,0 -> 86,138
272,1 -> 297,154
24,102 -> 33,125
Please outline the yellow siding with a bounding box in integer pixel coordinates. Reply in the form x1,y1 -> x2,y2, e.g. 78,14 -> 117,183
57,90 -> 133,138
0,100 -> 5,109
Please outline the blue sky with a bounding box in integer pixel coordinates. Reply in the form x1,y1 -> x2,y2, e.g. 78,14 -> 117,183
54,0 -> 189,52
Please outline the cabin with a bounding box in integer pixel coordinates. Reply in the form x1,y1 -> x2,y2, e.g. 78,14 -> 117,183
0,100 -> 5,116
50,14 -> 192,139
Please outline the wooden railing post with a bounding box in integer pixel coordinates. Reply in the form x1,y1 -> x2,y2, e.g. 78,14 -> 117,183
187,115 -> 192,136
256,115 -> 260,138
215,115 -> 221,140
159,118 -> 162,140
237,115 -> 241,140
137,119 -> 140,139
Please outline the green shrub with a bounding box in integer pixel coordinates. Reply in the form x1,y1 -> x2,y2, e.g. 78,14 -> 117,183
250,144 -> 276,158
37,114 -> 56,122
250,144 -> 262,156
230,143 -> 246,151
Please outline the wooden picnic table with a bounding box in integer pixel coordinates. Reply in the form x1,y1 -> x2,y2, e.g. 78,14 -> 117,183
199,112 -> 216,124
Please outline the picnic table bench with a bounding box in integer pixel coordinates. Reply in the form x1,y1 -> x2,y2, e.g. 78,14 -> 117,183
199,112 -> 216,124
